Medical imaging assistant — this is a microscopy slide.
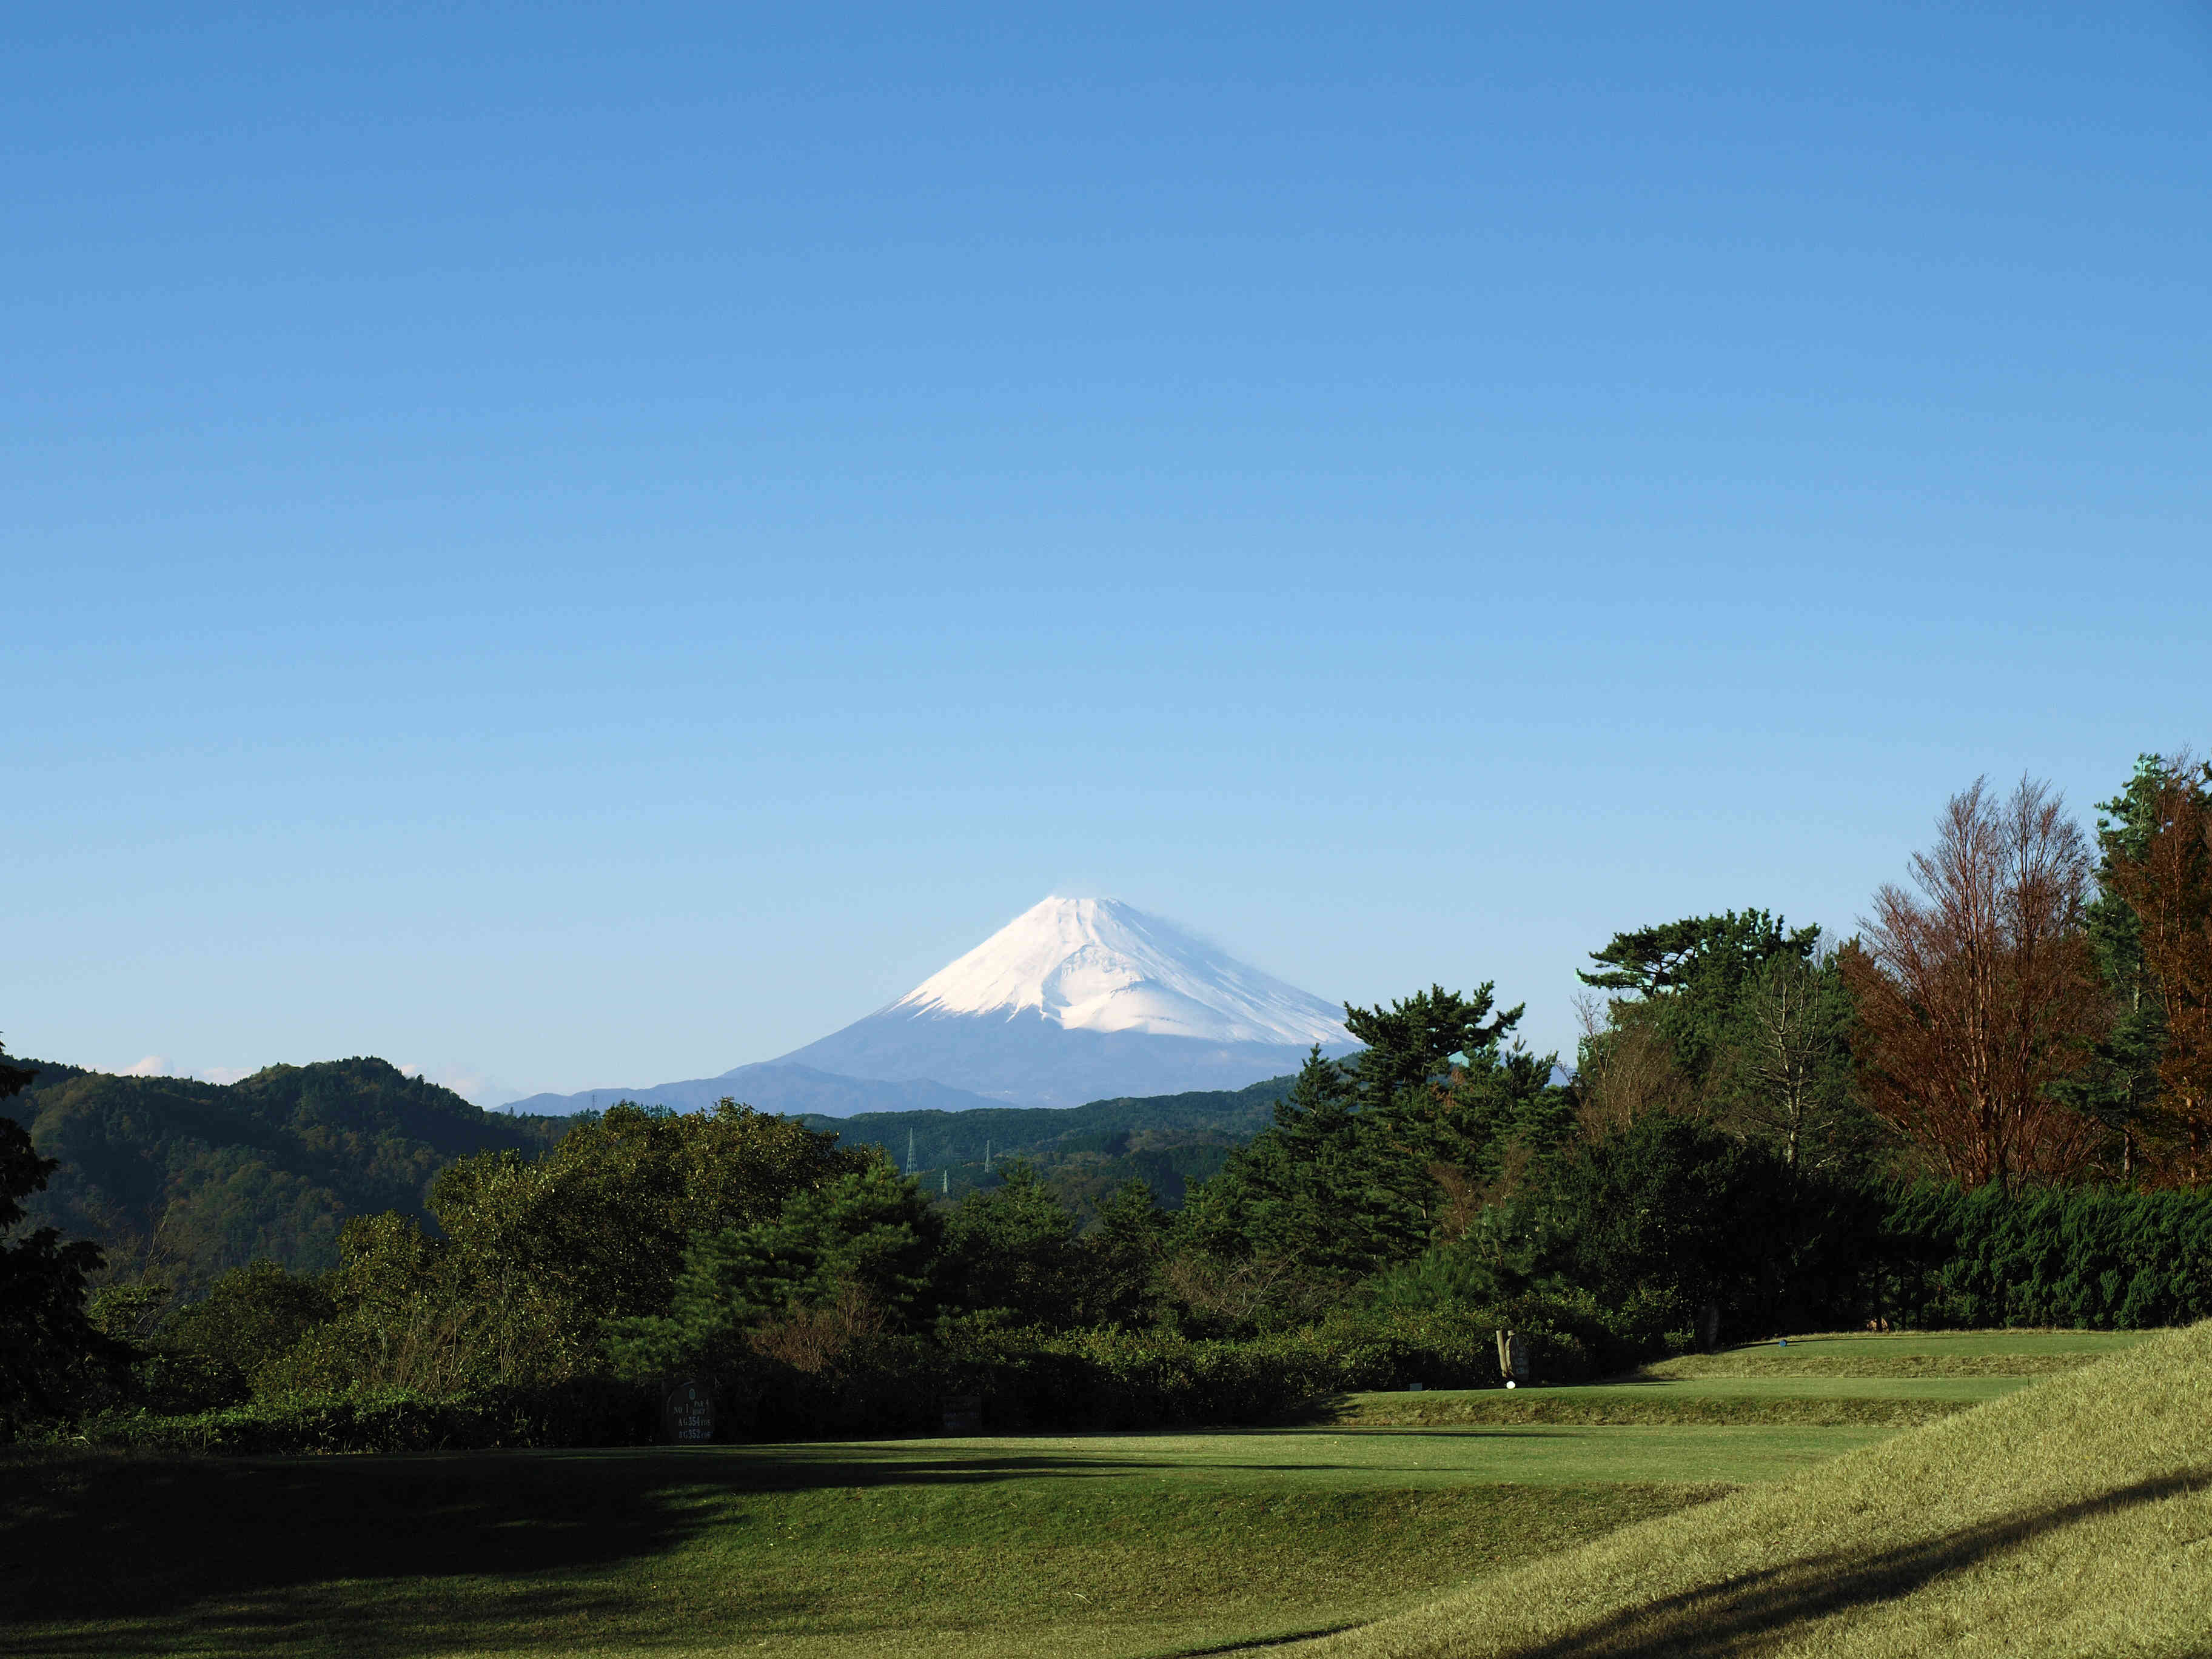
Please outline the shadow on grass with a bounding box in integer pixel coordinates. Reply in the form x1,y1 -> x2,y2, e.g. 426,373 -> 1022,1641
1278,1426 -> 1578,1441
1513,1467 -> 2212,1658
0,1440 -> 1195,1658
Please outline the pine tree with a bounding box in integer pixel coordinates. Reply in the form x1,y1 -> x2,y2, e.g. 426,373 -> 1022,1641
605,1157 -> 937,1381
1184,994 -> 1570,1278
1578,911 -> 1822,1098
2061,756 -> 2176,1177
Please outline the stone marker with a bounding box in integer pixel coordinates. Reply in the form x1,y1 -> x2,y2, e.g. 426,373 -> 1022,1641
942,1393 -> 984,1434
662,1375 -> 714,1444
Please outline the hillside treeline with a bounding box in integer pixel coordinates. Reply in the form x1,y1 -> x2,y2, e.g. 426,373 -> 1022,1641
2,1055 -> 1284,1297
6,1057 -> 571,1294
5,752 -> 2211,1448
793,1078 -> 1293,1218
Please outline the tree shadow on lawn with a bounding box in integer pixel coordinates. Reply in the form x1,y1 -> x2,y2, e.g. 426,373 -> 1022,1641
0,1441 -> 1190,1658
1510,1467 -> 2212,1658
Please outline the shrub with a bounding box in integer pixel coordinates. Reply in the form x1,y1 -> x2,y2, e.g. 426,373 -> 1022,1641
54,1378 -> 659,1456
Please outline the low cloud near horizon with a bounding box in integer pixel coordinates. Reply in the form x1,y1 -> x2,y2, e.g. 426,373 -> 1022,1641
113,1056 -> 256,1085
397,1061 -> 521,1108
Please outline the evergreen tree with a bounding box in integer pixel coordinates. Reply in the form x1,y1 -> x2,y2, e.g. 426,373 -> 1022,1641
2061,756 -> 2175,1176
1082,1178 -> 1172,1327
1538,1114 -> 1788,1344
606,1157 -> 937,1381
1184,1046 -> 1407,1275
936,1161 -> 1092,1328
1,1043 -> 121,1429
2099,753 -> 2212,1178
1344,983 -> 1521,1106
1579,910 -> 1822,1094
1185,985 -> 1569,1278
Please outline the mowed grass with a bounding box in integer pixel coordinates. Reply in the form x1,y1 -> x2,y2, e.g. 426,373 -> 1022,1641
1335,1330 -> 2151,1429
0,1329 -> 2137,1659
1335,1376 -> 2023,1429
1291,1322 -> 2212,1659
1636,1328 -> 2148,1379
1,1426 -> 1854,1659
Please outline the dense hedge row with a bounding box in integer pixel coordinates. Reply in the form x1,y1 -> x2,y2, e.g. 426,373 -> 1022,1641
44,1307 -> 1601,1455
942,1305 -> 1601,1435
52,1377 -> 661,1456
1886,1184 -> 2212,1330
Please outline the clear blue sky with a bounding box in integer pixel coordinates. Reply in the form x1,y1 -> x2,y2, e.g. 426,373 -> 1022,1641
9,4 -> 2211,1102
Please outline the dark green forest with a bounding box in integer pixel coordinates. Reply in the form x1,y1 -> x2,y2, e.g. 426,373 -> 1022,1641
7,1057 -> 572,1293
4,1057 -> 1287,1296
797,1077 -> 1293,1218
5,754 -> 2212,1451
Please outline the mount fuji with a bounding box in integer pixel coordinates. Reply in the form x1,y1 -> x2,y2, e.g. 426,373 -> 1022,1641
774,897 -> 1354,1105
502,897 -> 1354,1116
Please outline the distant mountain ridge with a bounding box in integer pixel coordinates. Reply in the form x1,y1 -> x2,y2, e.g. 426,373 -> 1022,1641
798,1074 -> 1298,1219
506,896 -> 1353,1114
499,1063 -> 1008,1120
885,897 -> 1347,1045
799,1076 -> 1296,1171
771,896 -> 1352,1107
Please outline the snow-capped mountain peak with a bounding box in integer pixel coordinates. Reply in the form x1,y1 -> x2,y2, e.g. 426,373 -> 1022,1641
886,896 -> 1350,1048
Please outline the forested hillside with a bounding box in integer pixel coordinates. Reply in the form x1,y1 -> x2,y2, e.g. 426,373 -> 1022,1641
797,1074 -> 1295,1217
8,1057 -> 572,1292
5,1057 -> 1293,1292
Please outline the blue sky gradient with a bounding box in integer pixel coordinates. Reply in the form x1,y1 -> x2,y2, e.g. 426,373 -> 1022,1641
10,4 -> 2211,1100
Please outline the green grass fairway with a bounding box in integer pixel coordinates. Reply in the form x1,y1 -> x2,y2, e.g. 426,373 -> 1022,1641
1,1425 -> 1851,1659
734,1423 -> 1895,1488
1,1329 -> 2154,1658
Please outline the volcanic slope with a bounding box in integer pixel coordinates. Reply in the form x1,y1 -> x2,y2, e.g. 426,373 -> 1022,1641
775,896 -> 1354,1105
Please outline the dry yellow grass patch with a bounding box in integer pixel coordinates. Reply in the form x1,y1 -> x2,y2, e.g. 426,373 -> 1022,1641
1289,1322 -> 2212,1659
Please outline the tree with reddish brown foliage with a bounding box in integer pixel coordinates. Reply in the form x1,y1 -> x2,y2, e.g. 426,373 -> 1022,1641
1841,776 -> 2105,1190
2103,756 -> 2212,1181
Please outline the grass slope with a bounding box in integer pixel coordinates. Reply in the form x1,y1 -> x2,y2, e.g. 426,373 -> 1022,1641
1292,1322 -> 2212,1659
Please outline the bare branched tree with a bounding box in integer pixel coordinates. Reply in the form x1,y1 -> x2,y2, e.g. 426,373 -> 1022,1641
1736,950 -> 1838,1173
1570,992 -> 1693,1136
1842,776 -> 2105,1190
